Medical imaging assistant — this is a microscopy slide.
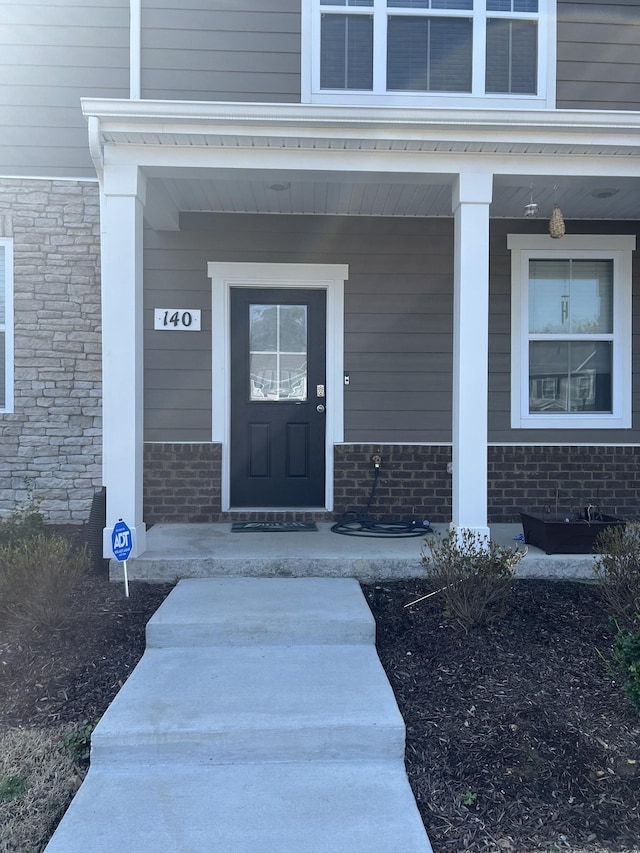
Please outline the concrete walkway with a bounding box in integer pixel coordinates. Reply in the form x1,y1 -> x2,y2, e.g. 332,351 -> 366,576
45,578 -> 433,853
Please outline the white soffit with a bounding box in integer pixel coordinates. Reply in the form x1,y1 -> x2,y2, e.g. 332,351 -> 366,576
83,100 -> 640,220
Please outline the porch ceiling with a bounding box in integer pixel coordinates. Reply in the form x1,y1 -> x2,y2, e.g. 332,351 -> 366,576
84,99 -> 640,221
147,169 -> 640,220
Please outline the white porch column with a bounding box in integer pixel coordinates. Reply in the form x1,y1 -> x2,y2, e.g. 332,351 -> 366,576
101,164 -> 147,557
450,173 -> 493,538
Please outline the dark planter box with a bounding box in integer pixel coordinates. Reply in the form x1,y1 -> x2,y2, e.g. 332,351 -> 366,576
520,511 -> 625,555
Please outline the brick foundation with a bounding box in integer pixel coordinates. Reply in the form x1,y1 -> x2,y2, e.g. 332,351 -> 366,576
334,444 -> 452,522
143,442 -> 640,525
144,443 -> 222,523
488,445 -> 640,522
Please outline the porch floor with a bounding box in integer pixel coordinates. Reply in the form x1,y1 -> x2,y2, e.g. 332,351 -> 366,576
115,522 -> 599,583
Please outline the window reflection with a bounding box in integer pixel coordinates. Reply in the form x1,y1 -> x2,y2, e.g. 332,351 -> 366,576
249,305 -> 308,401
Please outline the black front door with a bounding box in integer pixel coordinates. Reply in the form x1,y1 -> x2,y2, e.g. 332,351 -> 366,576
230,288 -> 327,507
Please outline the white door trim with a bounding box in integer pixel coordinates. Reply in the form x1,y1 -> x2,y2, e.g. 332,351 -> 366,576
208,262 -> 347,512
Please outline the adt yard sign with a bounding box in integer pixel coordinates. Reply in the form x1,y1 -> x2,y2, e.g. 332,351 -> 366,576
112,520 -> 133,561
111,520 -> 132,597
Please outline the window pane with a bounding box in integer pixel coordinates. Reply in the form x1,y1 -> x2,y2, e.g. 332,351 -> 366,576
529,341 -> 612,413
250,305 -> 277,351
486,18 -> 536,94
387,0 -> 473,8
529,260 -> 613,334
321,14 -> 373,89
0,245 -> 4,324
321,0 -> 373,5
487,0 -> 537,10
249,305 -> 308,402
279,305 -> 307,352
0,330 -> 4,408
387,16 -> 472,92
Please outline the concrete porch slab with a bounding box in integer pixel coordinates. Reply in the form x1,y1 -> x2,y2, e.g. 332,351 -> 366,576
115,522 -> 598,583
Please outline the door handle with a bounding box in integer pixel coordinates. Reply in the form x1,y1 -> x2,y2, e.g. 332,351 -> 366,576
316,404 -> 326,413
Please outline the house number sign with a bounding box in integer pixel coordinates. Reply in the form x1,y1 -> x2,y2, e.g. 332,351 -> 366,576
154,309 -> 201,331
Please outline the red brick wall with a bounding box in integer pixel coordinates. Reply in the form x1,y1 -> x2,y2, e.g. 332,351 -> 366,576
143,442 -> 640,524
333,444 -> 452,522
488,445 -> 640,522
144,443 -> 222,523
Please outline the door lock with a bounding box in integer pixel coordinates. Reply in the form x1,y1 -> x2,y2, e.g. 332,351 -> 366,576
316,384 -> 325,398
316,404 -> 326,413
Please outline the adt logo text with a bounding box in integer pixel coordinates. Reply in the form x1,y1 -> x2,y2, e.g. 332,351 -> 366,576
114,531 -> 130,549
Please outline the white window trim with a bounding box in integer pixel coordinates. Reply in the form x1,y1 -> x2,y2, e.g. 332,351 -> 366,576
302,0 -> 556,109
208,262 -> 347,512
0,238 -> 13,414
508,234 -> 635,430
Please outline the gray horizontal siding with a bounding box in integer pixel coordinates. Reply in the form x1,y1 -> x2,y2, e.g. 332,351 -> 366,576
141,0 -> 301,102
143,214 -> 454,443
144,213 -> 640,446
557,0 -> 640,110
0,1 -> 129,178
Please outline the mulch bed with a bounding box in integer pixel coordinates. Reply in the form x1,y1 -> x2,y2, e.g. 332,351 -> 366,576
1,542 -> 638,852
364,579 -> 640,853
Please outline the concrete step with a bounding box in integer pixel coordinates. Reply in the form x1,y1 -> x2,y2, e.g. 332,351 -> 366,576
91,644 -> 406,765
45,760 -> 432,853
146,577 -> 375,648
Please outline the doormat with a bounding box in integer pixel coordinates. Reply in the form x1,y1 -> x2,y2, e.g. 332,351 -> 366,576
231,521 -> 318,533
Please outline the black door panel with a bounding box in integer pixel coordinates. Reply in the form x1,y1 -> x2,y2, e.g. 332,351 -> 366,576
230,288 -> 326,507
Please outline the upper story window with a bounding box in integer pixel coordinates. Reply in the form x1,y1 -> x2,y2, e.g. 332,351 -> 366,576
303,0 -> 556,108
508,235 -> 634,430
0,239 -> 14,414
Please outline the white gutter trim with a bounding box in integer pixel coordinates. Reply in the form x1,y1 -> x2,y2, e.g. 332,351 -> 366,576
81,98 -> 640,135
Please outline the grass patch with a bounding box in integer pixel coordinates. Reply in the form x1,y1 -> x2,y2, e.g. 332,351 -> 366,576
0,727 -> 83,853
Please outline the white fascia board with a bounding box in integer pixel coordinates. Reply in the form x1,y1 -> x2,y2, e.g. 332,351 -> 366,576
81,99 -> 640,135
103,141 -> 640,181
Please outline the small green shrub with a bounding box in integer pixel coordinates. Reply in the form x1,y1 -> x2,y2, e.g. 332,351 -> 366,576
594,523 -> 640,630
613,627 -> 640,715
420,529 -> 524,629
57,720 -> 96,766
0,535 -> 88,629
0,484 -> 44,548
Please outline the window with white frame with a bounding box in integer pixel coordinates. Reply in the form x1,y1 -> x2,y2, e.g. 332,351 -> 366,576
0,239 -> 13,414
508,235 -> 634,430
304,0 -> 555,108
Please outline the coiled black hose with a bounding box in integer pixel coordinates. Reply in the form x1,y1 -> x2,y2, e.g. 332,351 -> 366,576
330,465 -> 433,538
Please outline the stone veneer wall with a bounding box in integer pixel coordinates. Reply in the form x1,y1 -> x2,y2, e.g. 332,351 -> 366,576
0,178 -> 102,521
143,443 -> 640,525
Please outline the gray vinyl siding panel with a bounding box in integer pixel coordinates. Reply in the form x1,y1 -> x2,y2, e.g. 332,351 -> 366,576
141,0 -> 301,102
556,0 -> 640,110
0,1 -> 129,178
143,213 -> 454,443
144,213 -> 640,446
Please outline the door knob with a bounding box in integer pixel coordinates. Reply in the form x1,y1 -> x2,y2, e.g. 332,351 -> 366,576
316,404 -> 326,413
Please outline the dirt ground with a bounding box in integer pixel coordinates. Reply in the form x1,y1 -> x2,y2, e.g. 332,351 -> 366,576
0,556 -> 638,852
